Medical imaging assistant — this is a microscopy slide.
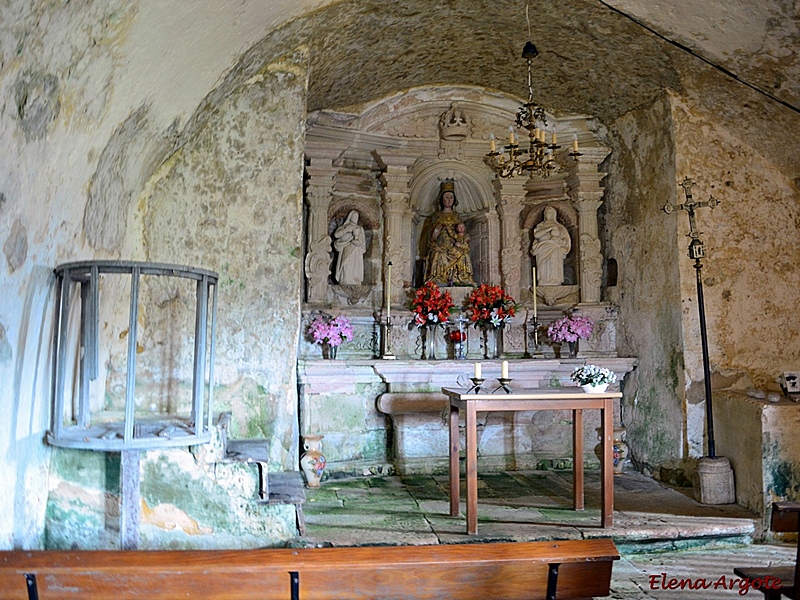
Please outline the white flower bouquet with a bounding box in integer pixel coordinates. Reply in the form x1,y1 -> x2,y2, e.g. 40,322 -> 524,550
570,365 -> 616,386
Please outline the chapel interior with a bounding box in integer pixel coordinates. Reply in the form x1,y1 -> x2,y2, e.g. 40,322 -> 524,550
1,0 -> 799,558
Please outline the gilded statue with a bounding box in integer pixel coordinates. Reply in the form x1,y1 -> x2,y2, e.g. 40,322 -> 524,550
425,181 -> 475,287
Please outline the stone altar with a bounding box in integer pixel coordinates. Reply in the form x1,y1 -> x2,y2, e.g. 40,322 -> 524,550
297,358 -> 636,476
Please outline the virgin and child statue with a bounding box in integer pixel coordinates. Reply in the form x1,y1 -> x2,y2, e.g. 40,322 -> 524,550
424,181 -> 476,287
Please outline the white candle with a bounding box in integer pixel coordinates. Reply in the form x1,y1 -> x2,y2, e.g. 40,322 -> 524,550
572,133 -> 579,153
489,133 -> 496,153
386,262 -> 392,321
551,132 -> 557,146
474,362 -> 481,379
508,126 -> 515,145
532,266 -> 537,319
501,360 -> 509,379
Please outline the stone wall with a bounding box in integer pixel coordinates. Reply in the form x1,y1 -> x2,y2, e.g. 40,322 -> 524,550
715,391 -> 800,536
0,0 -> 312,549
670,93 -> 800,462
604,93 -> 686,472
140,48 -> 309,469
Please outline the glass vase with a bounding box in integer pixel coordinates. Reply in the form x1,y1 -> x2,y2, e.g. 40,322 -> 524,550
567,339 -> 579,358
421,326 -> 437,360
447,319 -> 468,359
483,326 -> 500,359
322,342 -> 338,359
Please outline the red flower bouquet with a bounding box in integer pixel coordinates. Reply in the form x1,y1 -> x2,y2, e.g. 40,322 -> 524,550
411,281 -> 454,328
466,284 -> 516,328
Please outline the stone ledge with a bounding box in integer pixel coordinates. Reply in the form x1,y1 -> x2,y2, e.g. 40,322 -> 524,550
377,392 -> 447,414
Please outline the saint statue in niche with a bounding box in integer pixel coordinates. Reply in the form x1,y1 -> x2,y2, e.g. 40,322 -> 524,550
531,206 -> 571,286
333,210 -> 366,285
424,181 -> 476,287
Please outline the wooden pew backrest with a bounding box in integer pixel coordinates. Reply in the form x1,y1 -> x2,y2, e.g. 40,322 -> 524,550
0,539 -> 619,600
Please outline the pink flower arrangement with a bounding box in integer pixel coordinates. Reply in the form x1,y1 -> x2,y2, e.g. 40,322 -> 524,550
411,281 -> 454,328
547,314 -> 594,343
308,314 -> 353,347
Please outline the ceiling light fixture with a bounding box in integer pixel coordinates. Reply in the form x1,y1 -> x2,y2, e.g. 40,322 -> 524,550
485,2 -> 581,178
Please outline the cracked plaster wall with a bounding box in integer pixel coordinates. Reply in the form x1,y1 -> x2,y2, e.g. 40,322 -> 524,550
0,0 -> 316,549
138,48 -> 309,471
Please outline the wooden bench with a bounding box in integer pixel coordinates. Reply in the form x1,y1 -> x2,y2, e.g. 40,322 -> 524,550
734,501 -> 799,600
0,538 -> 619,600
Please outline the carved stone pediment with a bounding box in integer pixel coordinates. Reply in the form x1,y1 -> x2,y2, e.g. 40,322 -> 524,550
331,284 -> 371,306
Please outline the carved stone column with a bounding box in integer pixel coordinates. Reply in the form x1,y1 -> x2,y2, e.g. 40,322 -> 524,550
304,163 -> 336,304
494,178 -> 526,300
565,147 -> 611,304
373,151 -> 415,306
574,195 -> 604,303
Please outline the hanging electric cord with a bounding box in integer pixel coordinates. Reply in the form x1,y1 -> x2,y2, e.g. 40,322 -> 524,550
596,0 -> 800,115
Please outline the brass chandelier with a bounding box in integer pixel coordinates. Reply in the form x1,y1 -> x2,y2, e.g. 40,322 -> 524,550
485,4 -> 580,178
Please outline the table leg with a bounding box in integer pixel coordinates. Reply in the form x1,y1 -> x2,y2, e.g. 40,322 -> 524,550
573,409 -> 584,511
465,404 -> 478,535
449,403 -> 460,517
601,398 -> 614,527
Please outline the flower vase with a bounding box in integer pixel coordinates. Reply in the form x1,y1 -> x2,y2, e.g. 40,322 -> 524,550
322,343 -> 338,359
448,325 -> 467,359
568,339 -> 579,358
581,382 -> 609,393
300,435 -> 326,487
421,326 -> 437,360
595,427 -> 629,474
483,326 -> 500,359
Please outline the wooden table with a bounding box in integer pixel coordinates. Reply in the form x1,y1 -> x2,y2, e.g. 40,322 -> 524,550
442,386 -> 622,535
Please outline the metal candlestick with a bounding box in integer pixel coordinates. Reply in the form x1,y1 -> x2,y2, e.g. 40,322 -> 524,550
467,377 -> 485,394
493,378 -> 513,394
663,177 -> 719,458
531,316 -> 544,358
382,316 -> 396,360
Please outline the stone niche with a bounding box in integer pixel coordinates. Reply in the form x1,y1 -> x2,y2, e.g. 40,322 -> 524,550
302,85 -> 615,361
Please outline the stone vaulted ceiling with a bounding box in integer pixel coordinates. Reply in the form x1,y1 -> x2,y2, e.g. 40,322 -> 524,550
246,0 -> 797,174
269,0 -> 799,119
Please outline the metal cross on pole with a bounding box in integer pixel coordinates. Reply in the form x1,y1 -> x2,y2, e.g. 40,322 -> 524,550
663,178 -> 720,458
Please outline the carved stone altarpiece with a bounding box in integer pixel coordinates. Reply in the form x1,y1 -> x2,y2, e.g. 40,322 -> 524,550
301,87 -> 615,360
